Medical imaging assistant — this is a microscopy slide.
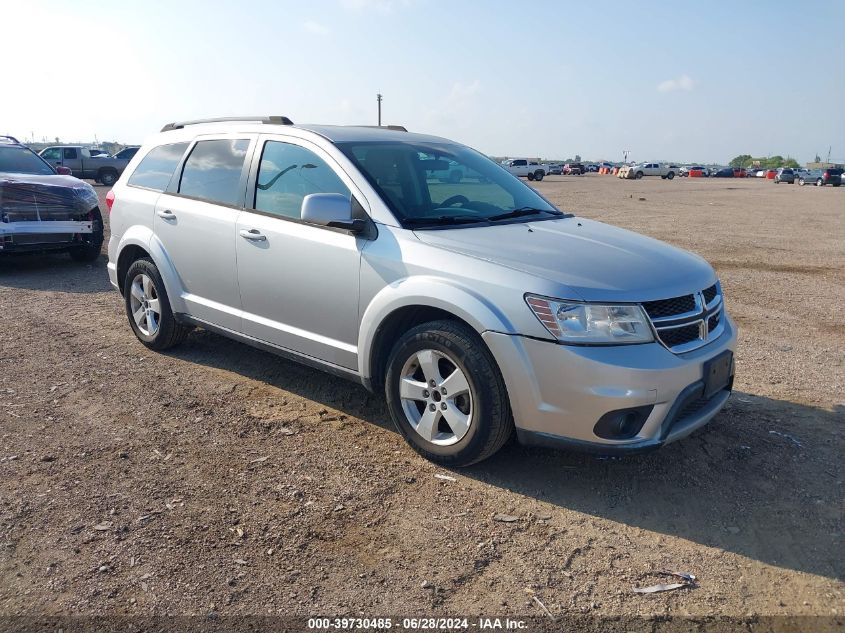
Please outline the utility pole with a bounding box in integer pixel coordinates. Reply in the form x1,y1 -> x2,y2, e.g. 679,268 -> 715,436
377,93 -> 383,126
622,149 -> 630,163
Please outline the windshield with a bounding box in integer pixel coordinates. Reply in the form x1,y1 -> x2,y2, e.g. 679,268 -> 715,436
337,141 -> 564,228
0,147 -> 56,176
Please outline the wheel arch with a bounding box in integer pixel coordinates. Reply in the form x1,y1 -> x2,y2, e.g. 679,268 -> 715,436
114,228 -> 185,314
359,279 -> 514,391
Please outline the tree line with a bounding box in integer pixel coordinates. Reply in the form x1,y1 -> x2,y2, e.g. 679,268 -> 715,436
729,154 -> 801,169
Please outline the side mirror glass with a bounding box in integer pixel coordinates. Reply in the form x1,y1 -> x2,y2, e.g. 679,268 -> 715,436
301,193 -> 365,233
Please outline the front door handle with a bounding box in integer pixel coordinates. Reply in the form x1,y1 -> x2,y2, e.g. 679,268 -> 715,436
156,209 -> 176,220
239,228 -> 267,242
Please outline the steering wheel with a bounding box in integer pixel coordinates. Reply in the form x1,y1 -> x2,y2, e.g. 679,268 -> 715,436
440,194 -> 469,208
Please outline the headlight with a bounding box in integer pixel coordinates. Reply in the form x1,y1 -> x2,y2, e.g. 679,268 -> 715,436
526,295 -> 654,344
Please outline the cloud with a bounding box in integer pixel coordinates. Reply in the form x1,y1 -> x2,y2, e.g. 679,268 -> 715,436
302,20 -> 331,35
657,74 -> 695,93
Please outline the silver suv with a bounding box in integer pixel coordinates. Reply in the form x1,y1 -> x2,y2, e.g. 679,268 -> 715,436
107,116 -> 736,466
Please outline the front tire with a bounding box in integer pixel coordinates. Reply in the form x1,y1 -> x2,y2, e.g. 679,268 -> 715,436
666,171 -> 675,180
635,171 -> 644,179
124,258 -> 190,350
799,178 -> 805,186
384,320 -> 512,466
69,208 -> 104,262
534,170 -> 544,181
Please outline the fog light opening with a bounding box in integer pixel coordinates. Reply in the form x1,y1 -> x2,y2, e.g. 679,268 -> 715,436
593,405 -> 654,440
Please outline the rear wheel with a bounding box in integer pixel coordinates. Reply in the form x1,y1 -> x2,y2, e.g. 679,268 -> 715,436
124,258 -> 191,350
816,179 -> 823,186
527,173 -> 535,181
98,169 -> 118,186
799,178 -> 805,186
69,209 -> 104,262
385,320 -> 512,466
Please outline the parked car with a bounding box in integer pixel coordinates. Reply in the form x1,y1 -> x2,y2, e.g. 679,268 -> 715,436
107,116 -> 735,466
712,168 -> 735,178
618,162 -> 678,179
113,146 -> 140,161
796,169 -> 822,186
585,164 -> 599,172
755,169 -> 767,178
39,145 -> 130,186
563,163 -> 585,175
774,168 -> 795,184
0,136 -> 103,260
545,164 -> 562,175
502,158 -> 545,181
817,168 -> 843,186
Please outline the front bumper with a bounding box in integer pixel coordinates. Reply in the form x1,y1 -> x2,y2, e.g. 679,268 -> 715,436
0,220 -> 93,252
482,315 -> 737,454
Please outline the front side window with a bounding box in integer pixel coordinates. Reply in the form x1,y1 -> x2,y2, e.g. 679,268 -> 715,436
338,141 -> 561,228
41,148 -> 61,161
127,142 -> 189,192
254,141 -> 350,219
179,139 -> 249,206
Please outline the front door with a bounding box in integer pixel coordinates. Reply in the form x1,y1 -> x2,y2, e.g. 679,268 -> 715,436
235,137 -> 364,370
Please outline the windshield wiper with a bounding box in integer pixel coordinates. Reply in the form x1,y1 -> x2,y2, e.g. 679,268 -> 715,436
487,207 -> 563,222
405,215 -> 489,227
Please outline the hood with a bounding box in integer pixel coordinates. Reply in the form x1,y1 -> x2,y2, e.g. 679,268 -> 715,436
413,217 -> 716,302
0,174 -> 99,222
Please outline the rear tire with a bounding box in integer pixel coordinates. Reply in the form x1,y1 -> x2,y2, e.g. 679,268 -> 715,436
799,178 -> 805,186
69,208 -> 104,262
98,169 -> 118,186
384,320 -> 513,467
816,179 -> 823,186
527,173 -> 535,181
124,258 -> 191,351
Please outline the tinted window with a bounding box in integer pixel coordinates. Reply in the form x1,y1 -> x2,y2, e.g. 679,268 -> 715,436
511,160 -> 526,167
179,139 -> 249,206
0,147 -> 55,175
254,141 -> 350,219
41,148 -> 61,160
127,142 -> 189,192
117,147 -> 139,160
63,148 -> 77,160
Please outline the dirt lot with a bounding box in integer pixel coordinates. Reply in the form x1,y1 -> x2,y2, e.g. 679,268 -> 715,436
1,175 -> 843,621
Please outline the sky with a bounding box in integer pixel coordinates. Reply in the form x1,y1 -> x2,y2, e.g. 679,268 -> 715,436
2,0 -> 843,164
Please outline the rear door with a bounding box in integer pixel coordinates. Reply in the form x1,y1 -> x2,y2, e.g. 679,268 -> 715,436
154,134 -> 256,331
235,135 -> 366,369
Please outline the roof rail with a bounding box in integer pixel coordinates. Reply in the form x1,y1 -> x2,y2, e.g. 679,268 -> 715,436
355,125 -> 408,132
160,116 -> 294,132
0,135 -> 21,144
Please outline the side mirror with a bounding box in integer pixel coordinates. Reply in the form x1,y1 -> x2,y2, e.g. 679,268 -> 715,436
301,193 -> 365,233
56,166 -> 72,175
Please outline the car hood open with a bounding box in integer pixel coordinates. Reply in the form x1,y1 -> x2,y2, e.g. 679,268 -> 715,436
414,217 -> 716,302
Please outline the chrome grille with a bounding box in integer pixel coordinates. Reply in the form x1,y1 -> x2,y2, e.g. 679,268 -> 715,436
643,283 -> 724,353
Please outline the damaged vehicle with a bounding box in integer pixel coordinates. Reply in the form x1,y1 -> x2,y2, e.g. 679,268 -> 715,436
0,136 -> 104,261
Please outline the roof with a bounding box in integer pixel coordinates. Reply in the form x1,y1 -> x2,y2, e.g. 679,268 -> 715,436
296,124 -> 451,145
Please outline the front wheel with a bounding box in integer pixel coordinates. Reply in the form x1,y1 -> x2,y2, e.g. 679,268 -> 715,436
384,320 -> 512,466
534,170 -> 544,181
69,208 -> 104,262
124,258 -> 191,350
635,171 -> 644,179
666,172 -> 675,180
799,178 -> 805,186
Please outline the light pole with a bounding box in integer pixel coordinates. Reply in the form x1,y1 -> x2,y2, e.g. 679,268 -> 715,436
377,93 -> 383,127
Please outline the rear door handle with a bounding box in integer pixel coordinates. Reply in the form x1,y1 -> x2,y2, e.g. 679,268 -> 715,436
156,209 -> 176,220
239,228 -> 266,241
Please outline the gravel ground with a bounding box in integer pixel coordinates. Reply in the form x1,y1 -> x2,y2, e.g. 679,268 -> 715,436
0,175 -> 842,621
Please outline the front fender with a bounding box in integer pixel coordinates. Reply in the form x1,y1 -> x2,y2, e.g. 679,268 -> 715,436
357,275 -> 516,379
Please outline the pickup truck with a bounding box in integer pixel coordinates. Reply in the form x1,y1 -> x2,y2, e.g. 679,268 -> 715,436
502,158 -> 546,181
38,146 -> 129,186
618,162 -> 679,180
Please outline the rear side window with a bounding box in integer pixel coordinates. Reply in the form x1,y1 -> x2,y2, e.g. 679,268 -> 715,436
128,142 -> 189,191
254,141 -> 350,219
179,139 -> 250,206
63,148 -> 78,160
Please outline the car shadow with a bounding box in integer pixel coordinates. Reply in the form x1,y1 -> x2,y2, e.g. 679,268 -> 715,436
169,326 -> 844,582
0,254 -> 112,294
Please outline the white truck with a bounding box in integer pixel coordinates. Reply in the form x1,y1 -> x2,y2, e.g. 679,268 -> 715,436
502,158 -> 546,181
618,162 -> 679,180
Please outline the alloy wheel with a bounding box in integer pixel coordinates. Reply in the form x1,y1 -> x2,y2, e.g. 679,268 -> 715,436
129,273 -> 161,336
399,349 -> 473,446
